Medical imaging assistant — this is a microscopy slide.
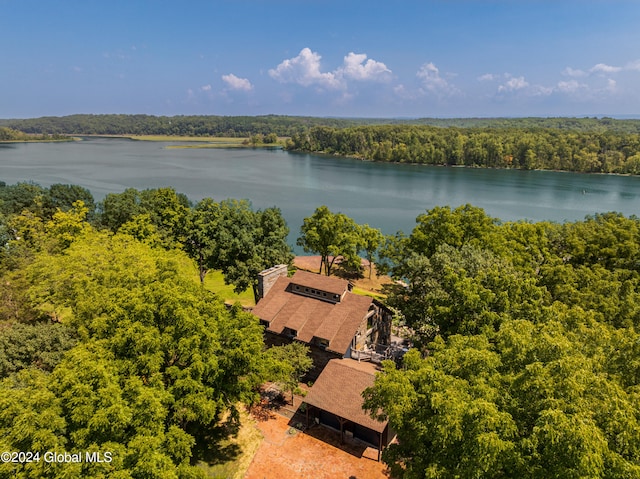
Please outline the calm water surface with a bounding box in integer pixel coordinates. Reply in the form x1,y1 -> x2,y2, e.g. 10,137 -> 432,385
1,137 -> 639,246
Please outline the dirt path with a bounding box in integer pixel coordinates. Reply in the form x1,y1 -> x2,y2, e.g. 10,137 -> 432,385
244,411 -> 391,479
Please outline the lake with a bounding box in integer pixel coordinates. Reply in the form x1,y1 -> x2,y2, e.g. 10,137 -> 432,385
1,137 -> 639,248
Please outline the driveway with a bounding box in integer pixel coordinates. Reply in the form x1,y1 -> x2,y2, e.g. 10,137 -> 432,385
244,409 -> 391,479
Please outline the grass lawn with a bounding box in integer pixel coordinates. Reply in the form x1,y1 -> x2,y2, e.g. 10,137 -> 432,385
123,135 -> 282,149
351,286 -> 386,300
197,408 -> 263,479
204,270 -> 256,307
129,135 -> 245,143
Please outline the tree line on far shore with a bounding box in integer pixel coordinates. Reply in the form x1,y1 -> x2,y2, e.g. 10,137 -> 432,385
287,124 -> 640,174
5,114 -> 640,175
4,114 -> 640,137
0,126 -> 68,142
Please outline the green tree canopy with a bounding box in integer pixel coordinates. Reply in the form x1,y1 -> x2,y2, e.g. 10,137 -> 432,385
185,198 -> 293,301
297,205 -> 363,276
364,312 -> 640,479
263,342 -> 313,403
0,230 -> 266,477
359,223 -> 384,279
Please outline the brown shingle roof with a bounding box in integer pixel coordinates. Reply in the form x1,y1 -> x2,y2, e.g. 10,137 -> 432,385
330,295 -> 374,354
252,276 -> 292,319
289,270 -> 350,297
304,359 -> 387,433
252,271 -> 373,355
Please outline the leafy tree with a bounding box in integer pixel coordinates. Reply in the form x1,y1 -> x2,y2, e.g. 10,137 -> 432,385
184,198 -> 220,283
264,132 -> 278,144
138,187 -> 191,247
43,183 -> 96,221
98,187 -> 143,232
117,213 -> 163,246
297,205 -> 362,276
0,230 -> 267,477
0,369 -> 69,478
406,204 -> 498,259
0,181 -> 46,216
44,200 -> 92,251
364,314 -> 640,479
385,244 -> 545,343
98,187 -> 190,248
0,322 -> 78,378
185,198 -> 293,300
3,209 -> 47,265
556,212 -> 640,271
264,342 -> 313,403
359,224 -> 384,279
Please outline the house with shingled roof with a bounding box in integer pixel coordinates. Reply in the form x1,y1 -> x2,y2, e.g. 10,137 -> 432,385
303,359 -> 395,461
253,267 -> 393,380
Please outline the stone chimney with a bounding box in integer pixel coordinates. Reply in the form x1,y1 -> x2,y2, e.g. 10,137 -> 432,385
257,264 -> 288,300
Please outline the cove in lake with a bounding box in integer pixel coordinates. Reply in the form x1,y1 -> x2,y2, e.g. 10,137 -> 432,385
1,137 -> 639,249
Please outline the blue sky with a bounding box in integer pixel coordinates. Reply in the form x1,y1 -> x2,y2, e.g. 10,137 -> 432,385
2,0 -> 640,118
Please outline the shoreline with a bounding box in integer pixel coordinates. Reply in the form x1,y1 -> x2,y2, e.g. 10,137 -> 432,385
287,149 -> 640,178
72,134 -> 283,149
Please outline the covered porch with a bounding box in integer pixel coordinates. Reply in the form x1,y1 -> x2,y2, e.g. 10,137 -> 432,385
302,359 -> 394,461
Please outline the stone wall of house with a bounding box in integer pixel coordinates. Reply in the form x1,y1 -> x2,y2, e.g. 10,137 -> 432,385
371,301 -> 393,345
352,302 -> 393,351
257,264 -> 288,300
353,314 -> 370,351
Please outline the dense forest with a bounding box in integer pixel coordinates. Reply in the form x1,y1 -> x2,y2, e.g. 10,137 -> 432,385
3,114 -> 640,137
0,114 -> 363,138
0,182 -> 306,478
287,124 -> 640,174
2,180 -> 640,477
0,126 -> 68,142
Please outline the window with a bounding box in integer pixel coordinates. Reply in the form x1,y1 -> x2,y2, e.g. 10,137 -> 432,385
283,327 -> 297,339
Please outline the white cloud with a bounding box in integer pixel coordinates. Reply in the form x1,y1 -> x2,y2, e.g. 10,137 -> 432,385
493,74 -> 552,97
416,62 -> 457,95
563,67 -> 587,78
533,85 -> 554,96
338,52 -> 391,81
393,83 -> 420,100
625,59 -> 640,71
554,59 -> 640,100
268,48 -> 392,92
201,84 -> 212,92
556,80 -> 587,93
590,63 -> 622,74
478,73 -> 497,81
221,73 -> 253,91
269,48 -> 341,89
498,76 -> 529,92
564,60 -> 640,78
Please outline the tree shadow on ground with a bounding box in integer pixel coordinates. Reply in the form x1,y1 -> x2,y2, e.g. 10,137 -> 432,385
189,411 -> 242,466
249,383 -> 290,422
333,263 -> 364,281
